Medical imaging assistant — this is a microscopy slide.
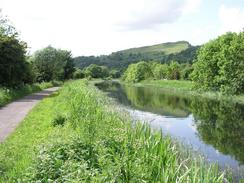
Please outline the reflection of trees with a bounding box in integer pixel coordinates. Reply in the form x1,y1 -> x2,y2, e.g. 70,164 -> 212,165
122,85 -> 191,117
192,99 -> 244,164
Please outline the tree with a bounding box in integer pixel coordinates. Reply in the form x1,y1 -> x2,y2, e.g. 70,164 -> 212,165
150,62 -> 168,80
31,46 -> 74,82
109,69 -> 121,78
166,61 -> 181,80
83,64 -> 109,78
122,61 -> 153,83
73,68 -> 84,79
191,32 -> 244,94
0,12 -> 30,87
180,63 -> 193,80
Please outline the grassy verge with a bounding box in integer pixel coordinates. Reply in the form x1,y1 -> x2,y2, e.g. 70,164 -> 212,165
133,80 -> 244,105
0,81 -> 62,107
0,80 -> 230,182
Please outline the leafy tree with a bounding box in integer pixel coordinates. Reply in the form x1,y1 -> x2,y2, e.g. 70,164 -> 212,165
122,61 -> 153,83
31,46 -> 74,82
109,69 -> 121,78
180,64 -> 193,80
0,13 -> 31,87
83,64 -> 109,78
191,32 -> 244,94
150,62 -> 168,80
166,61 -> 181,80
73,68 -> 84,79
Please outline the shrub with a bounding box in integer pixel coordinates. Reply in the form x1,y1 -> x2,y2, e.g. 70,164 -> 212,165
73,68 -> 84,79
166,61 -> 181,80
191,32 -> 244,94
122,61 -> 153,82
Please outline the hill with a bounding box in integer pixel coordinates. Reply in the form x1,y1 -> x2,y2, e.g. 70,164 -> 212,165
118,41 -> 191,55
74,41 -> 200,71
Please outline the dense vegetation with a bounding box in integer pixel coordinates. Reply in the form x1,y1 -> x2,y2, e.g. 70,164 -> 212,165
29,46 -> 75,82
73,41 -> 199,71
122,61 -> 192,83
0,80 -> 228,182
191,32 -> 244,94
0,15 -> 32,87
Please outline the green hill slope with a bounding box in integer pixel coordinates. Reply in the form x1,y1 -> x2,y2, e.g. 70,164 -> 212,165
74,41 -> 200,70
118,41 -> 191,55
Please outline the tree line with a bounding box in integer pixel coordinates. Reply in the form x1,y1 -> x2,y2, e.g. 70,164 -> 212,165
0,14 -> 75,87
122,31 -> 244,95
73,46 -> 199,72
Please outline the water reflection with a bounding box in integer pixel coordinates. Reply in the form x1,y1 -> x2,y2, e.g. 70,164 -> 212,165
96,81 -> 244,176
192,99 -> 244,164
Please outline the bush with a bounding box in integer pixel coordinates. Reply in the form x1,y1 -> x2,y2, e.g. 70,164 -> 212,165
83,64 -> 109,79
122,61 -> 153,82
73,68 -> 84,79
0,33 -> 30,87
191,32 -> 244,94
166,61 -> 181,80
109,69 -> 121,78
150,62 -> 168,80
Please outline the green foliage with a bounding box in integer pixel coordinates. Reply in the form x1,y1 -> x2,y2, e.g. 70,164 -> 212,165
31,46 -> 74,82
72,68 -> 84,79
166,61 -> 181,80
83,64 -> 109,78
191,98 -> 244,164
109,69 -> 121,78
0,82 -> 56,107
52,115 -> 66,127
191,32 -> 244,94
180,63 -> 193,80
150,62 -> 168,79
73,42 -> 199,71
0,11 -> 17,36
11,80 -> 226,182
0,30 -> 30,87
122,61 -> 153,82
123,61 -> 191,83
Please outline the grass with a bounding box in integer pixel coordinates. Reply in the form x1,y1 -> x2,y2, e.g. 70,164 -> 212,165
119,41 -> 190,55
0,81 -> 62,107
135,79 -> 244,105
0,79 -> 231,182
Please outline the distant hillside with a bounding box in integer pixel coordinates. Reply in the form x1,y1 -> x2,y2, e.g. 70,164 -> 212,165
74,41 -> 200,71
118,41 -> 191,55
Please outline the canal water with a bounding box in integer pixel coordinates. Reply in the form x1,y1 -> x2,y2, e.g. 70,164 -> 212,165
95,81 -> 244,180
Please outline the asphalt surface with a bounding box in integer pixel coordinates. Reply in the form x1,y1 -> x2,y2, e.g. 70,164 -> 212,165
0,87 -> 59,142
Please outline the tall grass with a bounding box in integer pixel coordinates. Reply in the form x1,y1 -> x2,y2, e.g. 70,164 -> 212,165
0,81 -> 62,107
0,80 -> 231,182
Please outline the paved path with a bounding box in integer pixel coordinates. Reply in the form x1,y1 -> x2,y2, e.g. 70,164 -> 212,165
0,87 -> 59,142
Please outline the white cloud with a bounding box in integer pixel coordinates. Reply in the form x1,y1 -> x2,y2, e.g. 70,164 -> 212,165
116,0 -> 202,30
182,0 -> 202,15
219,5 -> 244,34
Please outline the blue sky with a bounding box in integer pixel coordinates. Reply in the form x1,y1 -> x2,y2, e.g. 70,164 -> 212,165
0,0 -> 243,56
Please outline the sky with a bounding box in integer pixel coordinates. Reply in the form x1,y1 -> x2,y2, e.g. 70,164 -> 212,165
0,0 -> 244,56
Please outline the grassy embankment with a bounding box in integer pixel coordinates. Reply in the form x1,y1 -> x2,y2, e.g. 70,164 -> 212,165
0,80 -> 229,182
134,80 -> 244,105
0,81 -> 62,107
